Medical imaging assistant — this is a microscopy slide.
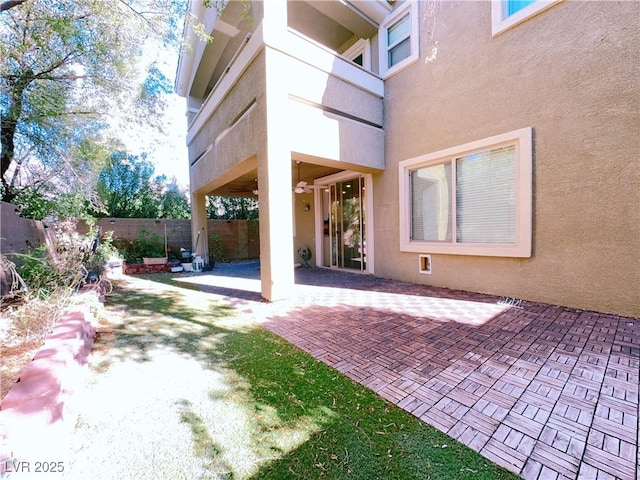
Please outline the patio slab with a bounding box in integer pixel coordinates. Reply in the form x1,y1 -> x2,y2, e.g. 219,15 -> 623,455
186,262 -> 639,480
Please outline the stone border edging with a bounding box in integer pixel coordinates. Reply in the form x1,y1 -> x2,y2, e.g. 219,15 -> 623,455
0,290 -> 101,477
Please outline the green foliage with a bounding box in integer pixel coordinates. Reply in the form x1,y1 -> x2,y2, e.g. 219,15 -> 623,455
15,222 -> 112,298
117,229 -> 165,263
0,0 -> 186,208
95,151 -> 157,218
13,190 -> 56,221
208,233 -> 227,262
207,195 -> 258,220
16,246 -> 63,300
157,179 -> 191,219
94,151 -> 190,219
88,229 -> 120,273
14,187 -> 97,221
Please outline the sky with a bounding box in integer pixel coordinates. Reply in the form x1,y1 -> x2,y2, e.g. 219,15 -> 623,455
117,43 -> 191,188
151,92 -> 191,187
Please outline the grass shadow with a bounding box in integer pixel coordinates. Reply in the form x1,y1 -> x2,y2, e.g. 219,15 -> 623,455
94,277 -> 519,480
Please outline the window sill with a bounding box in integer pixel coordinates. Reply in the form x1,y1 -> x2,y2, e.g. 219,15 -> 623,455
381,55 -> 419,79
401,241 -> 531,258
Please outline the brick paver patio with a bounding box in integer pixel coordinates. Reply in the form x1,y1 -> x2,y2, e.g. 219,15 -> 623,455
182,262 -> 639,480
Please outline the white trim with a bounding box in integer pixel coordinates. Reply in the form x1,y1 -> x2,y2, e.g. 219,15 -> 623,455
343,38 -> 371,70
399,128 -> 532,258
491,0 -> 563,37
378,1 -> 419,78
347,0 -> 393,24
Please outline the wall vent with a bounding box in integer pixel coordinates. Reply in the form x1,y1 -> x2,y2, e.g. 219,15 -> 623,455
419,254 -> 432,274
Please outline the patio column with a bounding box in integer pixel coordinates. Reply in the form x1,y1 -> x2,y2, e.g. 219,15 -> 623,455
190,191 -> 209,265
259,2 -> 294,302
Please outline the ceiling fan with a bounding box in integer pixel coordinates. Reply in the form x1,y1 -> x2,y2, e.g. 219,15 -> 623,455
294,161 -> 325,194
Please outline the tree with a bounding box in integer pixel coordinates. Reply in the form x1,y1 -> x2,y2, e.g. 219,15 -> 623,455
0,0 -> 184,210
94,151 -> 157,218
207,195 -> 259,220
157,179 -> 190,219
94,151 -> 190,219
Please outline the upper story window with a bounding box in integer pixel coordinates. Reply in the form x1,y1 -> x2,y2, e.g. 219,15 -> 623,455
343,39 -> 371,70
399,128 -> 533,258
507,0 -> 536,15
379,1 -> 419,77
492,0 -> 563,36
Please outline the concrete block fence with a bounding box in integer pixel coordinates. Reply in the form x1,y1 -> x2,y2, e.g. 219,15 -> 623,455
78,218 -> 260,262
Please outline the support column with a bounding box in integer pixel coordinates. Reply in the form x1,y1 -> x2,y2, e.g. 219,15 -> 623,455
190,191 -> 209,265
257,155 -> 294,301
258,0 -> 294,302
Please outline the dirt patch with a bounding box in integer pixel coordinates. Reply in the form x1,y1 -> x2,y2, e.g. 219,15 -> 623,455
0,288 -> 105,403
0,295 -> 58,402
0,337 -> 45,400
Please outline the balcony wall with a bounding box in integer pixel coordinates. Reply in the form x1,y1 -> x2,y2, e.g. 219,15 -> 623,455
186,24 -> 385,196
282,30 -> 384,171
188,49 -> 267,194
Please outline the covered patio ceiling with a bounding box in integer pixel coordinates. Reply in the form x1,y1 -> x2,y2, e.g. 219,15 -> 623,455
207,161 -> 343,198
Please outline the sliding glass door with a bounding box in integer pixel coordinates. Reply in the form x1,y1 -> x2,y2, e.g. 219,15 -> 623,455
328,176 -> 366,271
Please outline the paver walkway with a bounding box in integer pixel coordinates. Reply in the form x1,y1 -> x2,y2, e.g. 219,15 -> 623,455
179,262 -> 639,480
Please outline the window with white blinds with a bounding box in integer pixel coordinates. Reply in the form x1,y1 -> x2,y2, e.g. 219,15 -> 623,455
410,163 -> 452,242
456,146 -> 516,243
400,128 -> 532,257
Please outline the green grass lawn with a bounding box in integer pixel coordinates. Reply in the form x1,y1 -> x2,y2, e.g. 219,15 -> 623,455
107,275 -> 519,480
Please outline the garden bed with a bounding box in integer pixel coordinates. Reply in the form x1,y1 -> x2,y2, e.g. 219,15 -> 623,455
123,262 -> 171,275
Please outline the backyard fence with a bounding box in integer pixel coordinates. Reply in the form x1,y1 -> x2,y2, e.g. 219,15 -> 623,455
82,218 -> 260,263
0,203 -> 259,294
0,202 -> 57,258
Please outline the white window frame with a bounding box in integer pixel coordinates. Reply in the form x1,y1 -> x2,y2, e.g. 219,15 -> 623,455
399,128 -> 533,258
491,0 -> 563,37
343,38 -> 371,70
378,1 -> 419,78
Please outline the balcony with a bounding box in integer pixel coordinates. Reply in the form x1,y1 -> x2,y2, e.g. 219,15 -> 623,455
177,1 -> 388,196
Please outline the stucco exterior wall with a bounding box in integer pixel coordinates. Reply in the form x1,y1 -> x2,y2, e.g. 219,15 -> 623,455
288,99 -> 385,170
283,40 -> 385,171
293,190 -> 317,265
189,52 -> 267,194
286,56 -> 383,125
376,1 -> 639,316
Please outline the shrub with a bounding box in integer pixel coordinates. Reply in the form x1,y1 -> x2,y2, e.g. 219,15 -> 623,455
16,246 -> 65,300
209,233 -> 227,263
116,229 -> 165,263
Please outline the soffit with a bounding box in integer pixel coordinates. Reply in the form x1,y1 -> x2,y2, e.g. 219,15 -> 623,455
306,1 -> 379,39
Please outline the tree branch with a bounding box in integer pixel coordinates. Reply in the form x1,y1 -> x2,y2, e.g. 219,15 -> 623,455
0,0 -> 27,13
115,0 -> 154,29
